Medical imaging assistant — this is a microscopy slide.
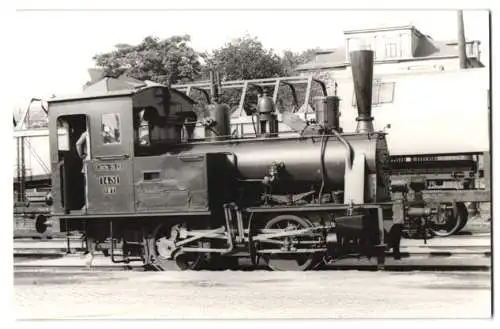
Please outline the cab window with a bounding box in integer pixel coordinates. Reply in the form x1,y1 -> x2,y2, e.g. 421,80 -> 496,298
101,113 -> 121,144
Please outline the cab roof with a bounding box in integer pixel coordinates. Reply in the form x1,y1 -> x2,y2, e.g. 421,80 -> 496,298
48,83 -> 197,105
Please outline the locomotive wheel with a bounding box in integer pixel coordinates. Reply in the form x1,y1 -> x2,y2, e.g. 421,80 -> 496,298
146,222 -> 204,271
455,202 -> 470,232
429,202 -> 468,237
260,215 -> 323,271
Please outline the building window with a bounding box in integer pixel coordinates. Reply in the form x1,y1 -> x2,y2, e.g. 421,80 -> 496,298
352,81 -> 395,108
385,42 -> 399,59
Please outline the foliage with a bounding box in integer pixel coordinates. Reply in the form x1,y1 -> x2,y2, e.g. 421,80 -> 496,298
91,34 -> 321,116
205,35 -> 286,81
93,35 -> 202,85
281,48 -> 318,76
199,36 -> 319,113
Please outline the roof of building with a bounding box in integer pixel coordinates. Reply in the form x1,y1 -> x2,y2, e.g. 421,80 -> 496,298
296,25 -> 483,71
344,25 -> 419,35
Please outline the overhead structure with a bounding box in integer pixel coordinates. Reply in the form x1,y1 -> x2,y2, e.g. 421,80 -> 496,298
174,75 -> 328,117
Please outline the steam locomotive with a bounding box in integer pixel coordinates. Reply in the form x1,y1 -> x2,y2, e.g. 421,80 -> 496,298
43,50 -> 436,271
14,54 -> 490,240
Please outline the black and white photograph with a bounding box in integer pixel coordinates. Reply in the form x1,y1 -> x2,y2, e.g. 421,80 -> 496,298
7,1 -> 494,322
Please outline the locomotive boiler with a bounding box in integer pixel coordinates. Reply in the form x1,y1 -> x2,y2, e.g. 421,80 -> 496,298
47,50 -> 424,271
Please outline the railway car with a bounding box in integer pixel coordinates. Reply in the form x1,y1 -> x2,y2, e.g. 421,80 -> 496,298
46,50 -> 431,271
13,100 -> 54,236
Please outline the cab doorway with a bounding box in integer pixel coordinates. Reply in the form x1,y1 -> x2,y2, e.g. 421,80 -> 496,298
57,114 -> 89,213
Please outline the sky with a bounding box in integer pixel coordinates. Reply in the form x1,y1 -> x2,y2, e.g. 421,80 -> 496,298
11,9 -> 490,112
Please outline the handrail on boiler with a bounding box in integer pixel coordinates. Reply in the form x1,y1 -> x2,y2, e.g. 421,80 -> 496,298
316,127 -> 353,204
330,129 -> 353,170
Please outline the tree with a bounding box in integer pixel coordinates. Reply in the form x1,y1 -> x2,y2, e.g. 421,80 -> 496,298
200,36 -> 287,113
206,35 -> 286,81
281,48 -> 318,76
93,35 -> 202,85
200,39 -> 321,113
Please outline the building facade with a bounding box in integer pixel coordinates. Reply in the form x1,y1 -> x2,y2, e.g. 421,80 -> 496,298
293,25 -> 483,96
297,25 -> 483,75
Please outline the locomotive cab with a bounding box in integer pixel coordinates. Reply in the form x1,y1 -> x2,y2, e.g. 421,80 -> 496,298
48,86 -> 198,217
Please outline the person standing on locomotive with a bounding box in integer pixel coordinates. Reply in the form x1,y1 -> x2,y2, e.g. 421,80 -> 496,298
75,128 -> 90,211
76,127 -> 95,267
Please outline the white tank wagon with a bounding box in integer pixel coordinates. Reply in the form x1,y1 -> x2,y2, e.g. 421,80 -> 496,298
335,67 -> 489,156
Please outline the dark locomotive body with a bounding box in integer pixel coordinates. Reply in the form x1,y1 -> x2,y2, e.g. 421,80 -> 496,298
47,50 -> 414,271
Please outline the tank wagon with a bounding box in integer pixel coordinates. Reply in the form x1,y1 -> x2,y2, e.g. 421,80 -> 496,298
46,50 -> 434,271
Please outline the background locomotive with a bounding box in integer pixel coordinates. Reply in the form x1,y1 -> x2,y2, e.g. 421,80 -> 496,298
41,49 -> 424,271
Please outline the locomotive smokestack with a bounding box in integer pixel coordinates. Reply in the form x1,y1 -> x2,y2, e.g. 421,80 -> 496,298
350,49 -> 374,133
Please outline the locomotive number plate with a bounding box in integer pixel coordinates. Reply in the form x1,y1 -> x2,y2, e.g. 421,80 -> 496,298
95,163 -> 122,171
103,186 -> 117,194
98,175 -> 120,185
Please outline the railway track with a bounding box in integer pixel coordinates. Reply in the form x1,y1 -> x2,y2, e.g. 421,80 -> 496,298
14,264 -> 145,272
13,235 -> 492,255
13,259 -> 490,272
13,232 -> 491,272
13,250 -> 491,272
13,237 -> 85,257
